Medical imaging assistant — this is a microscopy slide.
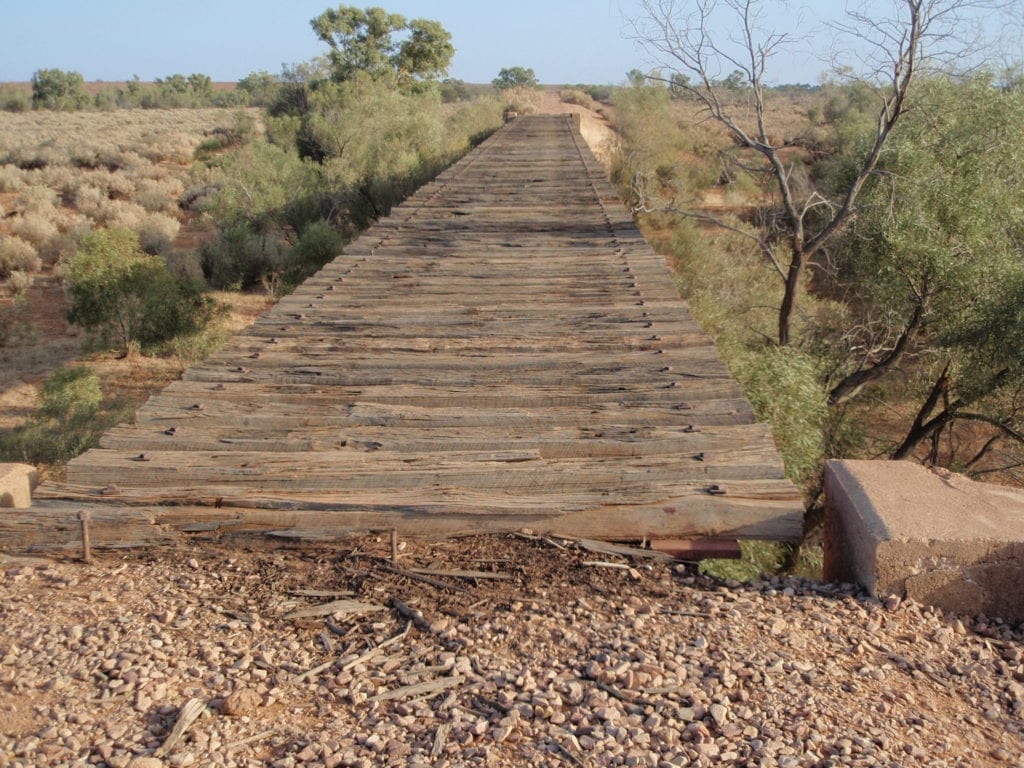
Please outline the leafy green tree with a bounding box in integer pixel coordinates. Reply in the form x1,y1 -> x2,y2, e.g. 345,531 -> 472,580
824,77 -> 1024,469
238,70 -> 281,106
492,66 -> 539,90
188,73 -> 214,99
30,69 -> 89,110
310,6 -> 453,84
65,228 -> 214,352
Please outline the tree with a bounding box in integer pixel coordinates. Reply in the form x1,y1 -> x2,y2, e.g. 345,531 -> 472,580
66,228 -> 214,352
238,70 -> 281,106
823,77 -> 1024,471
310,5 -> 453,84
30,68 -> 89,110
492,66 -> 539,90
630,0 -> 1002,346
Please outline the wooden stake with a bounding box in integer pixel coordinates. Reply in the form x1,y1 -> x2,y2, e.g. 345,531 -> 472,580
78,510 -> 92,563
390,528 -> 399,565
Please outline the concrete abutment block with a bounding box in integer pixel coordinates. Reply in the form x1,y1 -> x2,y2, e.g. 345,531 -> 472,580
0,463 -> 38,509
824,459 -> 1024,621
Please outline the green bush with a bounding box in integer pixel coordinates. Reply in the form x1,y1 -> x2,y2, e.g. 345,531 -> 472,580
0,366 -> 129,467
200,222 -> 281,290
31,69 -> 91,110
287,220 -> 341,282
65,227 -> 215,352
735,345 -> 828,489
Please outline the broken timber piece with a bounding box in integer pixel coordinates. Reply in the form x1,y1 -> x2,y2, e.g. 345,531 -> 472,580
649,538 -> 742,561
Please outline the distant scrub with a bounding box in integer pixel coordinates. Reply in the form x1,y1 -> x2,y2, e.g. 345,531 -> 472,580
559,89 -> 596,110
0,236 -> 42,278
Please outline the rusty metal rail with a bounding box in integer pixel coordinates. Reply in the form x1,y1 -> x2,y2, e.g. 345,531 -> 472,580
7,115 -> 802,552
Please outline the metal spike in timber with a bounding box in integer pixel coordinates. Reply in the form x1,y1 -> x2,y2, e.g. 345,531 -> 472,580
6,115 -> 802,554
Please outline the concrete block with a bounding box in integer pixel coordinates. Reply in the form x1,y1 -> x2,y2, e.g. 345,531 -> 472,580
0,463 -> 38,509
824,459 -> 1024,621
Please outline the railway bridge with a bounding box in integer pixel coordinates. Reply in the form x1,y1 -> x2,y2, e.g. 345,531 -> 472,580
4,115 -> 803,553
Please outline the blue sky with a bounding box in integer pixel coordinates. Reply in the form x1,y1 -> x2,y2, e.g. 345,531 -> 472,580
1,1 -> 1018,86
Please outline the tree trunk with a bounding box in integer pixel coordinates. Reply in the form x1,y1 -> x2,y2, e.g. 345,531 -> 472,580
778,247 -> 804,346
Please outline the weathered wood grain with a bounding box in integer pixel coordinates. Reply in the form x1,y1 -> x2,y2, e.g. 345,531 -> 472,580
2,115 -> 803,554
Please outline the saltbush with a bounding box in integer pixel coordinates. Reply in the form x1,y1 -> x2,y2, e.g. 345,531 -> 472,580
0,236 -> 42,277
136,211 -> 181,254
9,214 -> 59,258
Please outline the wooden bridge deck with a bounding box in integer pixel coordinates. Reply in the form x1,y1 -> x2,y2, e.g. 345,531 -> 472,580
7,115 -> 802,552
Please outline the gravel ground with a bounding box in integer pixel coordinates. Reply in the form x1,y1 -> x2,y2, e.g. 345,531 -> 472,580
2,534 -> 1023,768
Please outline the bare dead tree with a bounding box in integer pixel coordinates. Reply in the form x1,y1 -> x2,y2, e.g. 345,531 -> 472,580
629,0 -> 999,346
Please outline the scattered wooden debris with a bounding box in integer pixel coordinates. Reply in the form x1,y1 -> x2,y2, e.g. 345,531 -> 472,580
340,621 -> 412,673
376,561 -> 468,593
431,723 -> 452,759
407,567 -> 512,581
390,597 -> 432,634
283,599 -> 386,621
154,697 -> 206,757
367,674 -> 462,703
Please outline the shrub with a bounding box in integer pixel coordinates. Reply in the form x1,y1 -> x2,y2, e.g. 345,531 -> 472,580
200,223 -> 281,290
31,69 -> 90,110
287,220 -> 341,282
65,227 -> 215,352
9,214 -> 59,258
559,89 -> 595,110
0,236 -> 42,277
6,270 -> 34,297
136,211 -> 181,254
133,176 -> 184,212
734,345 -> 828,490
14,185 -> 59,214
0,366 -> 129,467
0,87 -> 30,113
501,86 -> 540,115
0,164 -> 25,191
38,365 -> 102,420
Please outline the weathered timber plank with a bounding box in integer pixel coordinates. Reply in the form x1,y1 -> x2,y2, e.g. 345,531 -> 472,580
3,115 -> 804,553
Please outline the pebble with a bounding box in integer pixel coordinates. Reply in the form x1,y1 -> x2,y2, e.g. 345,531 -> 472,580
1,540 -> 1021,768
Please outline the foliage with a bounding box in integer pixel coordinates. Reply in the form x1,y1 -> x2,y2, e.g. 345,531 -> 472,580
825,76 -> 1024,466
31,69 -> 90,110
630,0 -> 1000,346
576,84 -> 614,103
238,70 -> 281,106
287,219 -> 342,282
439,78 -> 470,103
205,139 -> 318,238
735,345 -> 828,488
0,86 -> 30,113
65,228 -> 215,352
0,366 -> 130,467
310,5 -> 453,84
0,235 -> 42,278
559,89 -> 596,109
492,67 -> 539,91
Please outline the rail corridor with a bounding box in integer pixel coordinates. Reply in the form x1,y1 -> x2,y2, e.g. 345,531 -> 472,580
5,115 -> 802,553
